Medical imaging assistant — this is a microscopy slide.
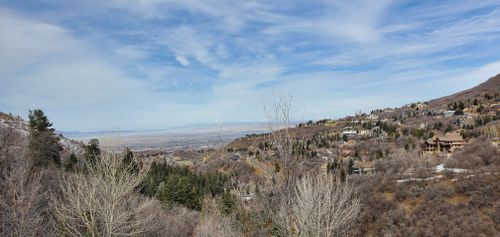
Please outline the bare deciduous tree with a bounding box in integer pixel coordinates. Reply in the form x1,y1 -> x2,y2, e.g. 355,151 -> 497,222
0,126 -> 47,236
262,93 -> 303,189
276,174 -> 361,237
51,153 -> 163,237
263,93 -> 294,162
0,154 -> 46,236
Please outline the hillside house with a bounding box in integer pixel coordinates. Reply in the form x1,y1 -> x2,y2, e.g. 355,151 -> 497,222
444,110 -> 455,117
359,130 -> 371,137
342,129 -> 357,137
353,161 -> 375,174
230,153 -> 241,161
417,102 -> 428,110
459,117 -> 475,128
424,131 -> 467,153
367,114 -> 379,120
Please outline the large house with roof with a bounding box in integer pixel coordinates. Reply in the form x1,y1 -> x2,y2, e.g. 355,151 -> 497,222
424,131 -> 467,153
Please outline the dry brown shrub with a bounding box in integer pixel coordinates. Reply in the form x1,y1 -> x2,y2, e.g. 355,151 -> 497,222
446,138 -> 500,169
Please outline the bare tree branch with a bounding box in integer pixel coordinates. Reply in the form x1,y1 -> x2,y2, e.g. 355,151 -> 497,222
276,174 -> 361,237
51,153 -> 163,237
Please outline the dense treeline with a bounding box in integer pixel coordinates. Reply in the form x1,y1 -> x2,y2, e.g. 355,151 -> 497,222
141,162 -> 228,210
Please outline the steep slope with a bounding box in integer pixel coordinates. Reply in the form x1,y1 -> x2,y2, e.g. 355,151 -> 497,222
428,73 -> 500,108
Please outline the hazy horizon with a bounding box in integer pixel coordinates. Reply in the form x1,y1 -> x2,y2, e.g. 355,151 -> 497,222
63,122 -> 273,151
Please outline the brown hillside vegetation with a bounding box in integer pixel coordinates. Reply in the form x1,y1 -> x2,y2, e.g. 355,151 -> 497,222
429,73 -> 500,108
353,172 -> 499,236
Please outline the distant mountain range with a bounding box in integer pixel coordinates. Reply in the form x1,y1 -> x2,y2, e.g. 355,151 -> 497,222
61,121 -> 271,139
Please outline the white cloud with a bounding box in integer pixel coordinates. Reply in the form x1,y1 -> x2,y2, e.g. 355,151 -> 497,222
114,46 -> 150,61
260,0 -> 394,44
0,9 -> 165,130
161,26 -> 217,67
175,55 -> 190,66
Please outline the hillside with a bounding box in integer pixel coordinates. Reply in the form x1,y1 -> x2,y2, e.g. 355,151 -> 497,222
0,112 -> 84,158
126,74 -> 500,183
175,73 -> 500,236
428,73 -> 500,108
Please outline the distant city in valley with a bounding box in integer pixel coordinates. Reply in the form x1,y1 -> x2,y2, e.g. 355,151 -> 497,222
63,123 -> 270,151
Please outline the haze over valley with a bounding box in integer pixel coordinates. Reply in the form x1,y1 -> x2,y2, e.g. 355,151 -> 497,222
63,123 -> 270,151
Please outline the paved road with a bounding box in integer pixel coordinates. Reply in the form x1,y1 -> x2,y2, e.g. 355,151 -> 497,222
246,156 -> 276,180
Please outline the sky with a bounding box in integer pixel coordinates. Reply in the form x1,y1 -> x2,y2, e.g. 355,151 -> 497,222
1,0 -> 500,132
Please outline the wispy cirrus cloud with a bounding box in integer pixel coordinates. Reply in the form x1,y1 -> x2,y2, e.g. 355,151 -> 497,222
0,0 -> 499,131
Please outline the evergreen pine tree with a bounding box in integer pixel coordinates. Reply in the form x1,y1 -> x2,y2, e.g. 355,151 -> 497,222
348,158 -> 354,175
122,147 -> 138,172
340,169 -> 346,182
28,109 -> 62,167
65,153 -> 78,171
221,190 -> 235,214
84,138 -> 101,165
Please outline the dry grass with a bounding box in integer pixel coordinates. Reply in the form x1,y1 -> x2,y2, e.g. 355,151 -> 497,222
446,194 -> 470,206
382,192 -> 395,202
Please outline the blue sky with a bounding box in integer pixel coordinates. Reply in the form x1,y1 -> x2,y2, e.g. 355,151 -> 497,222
0,0 -> 499,131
